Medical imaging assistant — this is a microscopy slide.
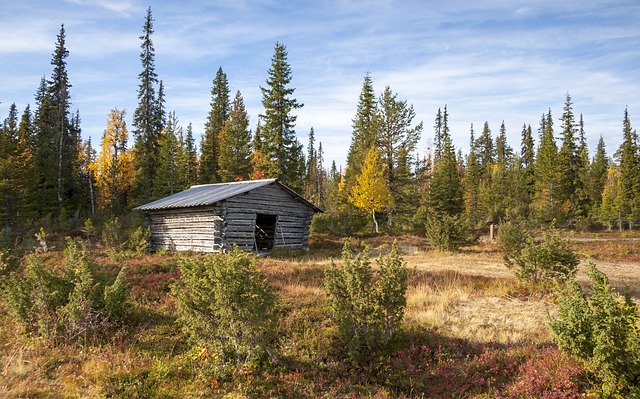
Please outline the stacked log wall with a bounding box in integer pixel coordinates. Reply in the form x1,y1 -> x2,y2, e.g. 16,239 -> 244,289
145,206 -> 222,252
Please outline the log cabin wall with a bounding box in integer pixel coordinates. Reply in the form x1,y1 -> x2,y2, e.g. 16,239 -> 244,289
144,206 -> 223,252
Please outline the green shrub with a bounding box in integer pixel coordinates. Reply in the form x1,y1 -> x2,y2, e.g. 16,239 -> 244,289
425,213 -> 469,252
121,226 -> 151,255
549,262 -> 640,398
502,226 -> 578,286
497,220 -> 532,267
1,239 -> 130,341
324,240 -> 407,362
172,249 -> 279,368
101,216 -> 123,248
102,267 -> 129,323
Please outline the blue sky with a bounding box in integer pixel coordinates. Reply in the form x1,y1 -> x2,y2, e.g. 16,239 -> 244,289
1,0 -> 639,168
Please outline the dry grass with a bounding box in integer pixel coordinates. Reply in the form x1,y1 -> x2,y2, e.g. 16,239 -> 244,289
400,248 -> 553,344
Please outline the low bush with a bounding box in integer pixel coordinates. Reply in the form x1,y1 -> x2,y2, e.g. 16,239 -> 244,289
425,212 -> 469,251
172,248 -> 280,369
0,238 -> 129,341
501,224 -> 578,286
549,262 -> 640,398
324,239 -> 407,362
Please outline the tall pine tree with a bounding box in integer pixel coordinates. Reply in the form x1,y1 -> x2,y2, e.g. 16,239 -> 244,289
533,110 -> 560,223
344,72 -> 379,192
254,42 -> 304,191
616,107 -> 640,224
588,136 -> 609,217
218,90 -> 252,182
199,67 -> 230,184
376,86 -> 422,225
132,7 -> 162,204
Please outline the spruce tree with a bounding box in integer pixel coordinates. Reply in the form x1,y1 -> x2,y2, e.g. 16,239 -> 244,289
557,93 -> 580,222
199,67 -> 230,184
376,86 -> 422,225
533,110 -> 560,223
429,125 -> 464,217
0,104 -> 33,227
32,77 -> 58,215
255,42 -> 305,192
488,122 -> 513,223
344,72 -> 379,192
574,114 -> 591,222
433,108 -> 444,161
132,7 -> 161,204
153,112 -> 182,198
464,124 -> 483,227
520,124 -> 535,219
476,121 -> 494,181
616,107 -> 640,224
588,136 -> 609,216
304,127 -> 320,204
218,91 -> 252,182
179,123 -> 198,188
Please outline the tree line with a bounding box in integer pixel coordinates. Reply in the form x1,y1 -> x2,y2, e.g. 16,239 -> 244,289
1,7 -> 639,239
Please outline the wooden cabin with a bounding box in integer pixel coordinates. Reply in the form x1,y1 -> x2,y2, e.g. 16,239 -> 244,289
133,179 -> 322,253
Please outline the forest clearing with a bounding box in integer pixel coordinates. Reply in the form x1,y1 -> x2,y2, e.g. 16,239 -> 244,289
1,231 -> 639,398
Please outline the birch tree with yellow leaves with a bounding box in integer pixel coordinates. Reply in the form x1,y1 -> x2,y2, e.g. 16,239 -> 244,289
349,146 -> 392,233
92,108 -> 134,215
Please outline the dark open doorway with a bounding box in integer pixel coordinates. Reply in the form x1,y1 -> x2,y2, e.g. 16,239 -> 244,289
255,214 -> 277,251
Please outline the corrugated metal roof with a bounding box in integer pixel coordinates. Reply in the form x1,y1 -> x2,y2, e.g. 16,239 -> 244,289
133,178 -> 322,212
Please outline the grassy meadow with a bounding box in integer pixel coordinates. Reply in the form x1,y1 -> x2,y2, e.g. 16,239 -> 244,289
1,231 -> 639,398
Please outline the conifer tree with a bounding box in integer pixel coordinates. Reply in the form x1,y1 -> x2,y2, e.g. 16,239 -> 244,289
304,127 -> 322,205
429,126 -> 464,217
557,93 -> 580,222
616,107 -> 640,223
199,67 -> 230,184
218,91 -> 252,182
487,122 -> 513,223
433,108 -> 443,161
255,42 -> 305,192
344,72 -> 379,192
0,104 -> 33,227
599,165 -> 621,230
132,7 -> 161,204
533,110 -> 560,223
32,77 -> 57,215
376,86 -> 422,225
475,121 -> 494,180
573,114 -> 591,222
495,121 -> 511,166
464,124 -> 483,227
49,24 -> 77,211
520,124 -> 536,219
154,112 -> 182,198
29,26 -> 83,219
178,123 -> 198,188
588,136 -> 609,216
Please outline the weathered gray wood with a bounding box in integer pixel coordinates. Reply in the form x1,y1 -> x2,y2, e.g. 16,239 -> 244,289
143,182 -> 318,253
